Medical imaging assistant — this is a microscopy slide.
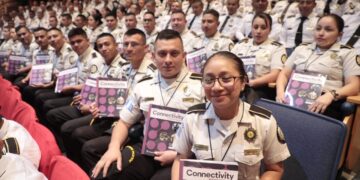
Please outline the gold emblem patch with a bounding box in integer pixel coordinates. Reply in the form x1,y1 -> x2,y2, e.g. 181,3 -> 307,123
90,65 -> 98,74
356,55 -> 360,66
277,126 -> 286,144
244,127 -> 257,143
281,54 -> 287,64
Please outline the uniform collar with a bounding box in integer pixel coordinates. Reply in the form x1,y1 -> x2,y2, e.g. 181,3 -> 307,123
109,54 -> 126,67
79,46 -> 92,62
154,65 -> 189,85
58,43 -> 71,56
137,57 -> 152,74
252,38 -> 272,46
308,42 -> 341,52
205,31 -> 221,40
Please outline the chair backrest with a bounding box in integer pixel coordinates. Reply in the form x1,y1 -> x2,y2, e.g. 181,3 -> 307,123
48,156 -> 89,180
254,99 -> 346,180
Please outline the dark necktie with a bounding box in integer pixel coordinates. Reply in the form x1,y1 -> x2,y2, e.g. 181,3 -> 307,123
324,0 -> 332,14
206,3 -> 210,11
165,19 -> 171,29
185,5 -> 191,15
346,25 -> 360,47
219,15 -> 230,33
295,16 -> 307,46
188,15 -> 196,29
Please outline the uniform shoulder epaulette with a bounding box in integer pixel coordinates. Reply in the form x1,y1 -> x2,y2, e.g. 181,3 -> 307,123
340,45 -> 352,49
3,137 -> 20,154
92,52 -> 97,58
190,30 -> 200,37
240,38 -> 249,43
67,47 -> 73,52
300,42 -> 311,46
286,15 -> 295,19
271,41 -> 282,46
236,14 -> 242,18
189,72 -> 202,80
220,35 -> 231,39
137,75 -> 153,83
249,104 -> 272,119
119,61 -> 130,66
187,103 -> 207,114
148,63 -> 157,71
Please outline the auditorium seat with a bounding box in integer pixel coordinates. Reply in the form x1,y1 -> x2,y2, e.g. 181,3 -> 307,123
48,156 -> 89,180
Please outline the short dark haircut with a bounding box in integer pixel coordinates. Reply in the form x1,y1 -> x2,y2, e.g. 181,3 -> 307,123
96,33 -> 116,44
144,11 -> 155,18
33,27 -> 48,33
61,13 -> 72,20
124,28 -> 146,45
318,13 -> 344,33
47,27 -> 63,34
125,12 -> 136,17
105,12 -> 117,19
89,13 -> 103,26
203,9 -> 220,21
76,14 -> 87,22
171,10 -> 186,17
155,29 -> 183,47
252,12 -> 272,30
192,0 -> 203,6
15,25 -> 30,33
68,27 -> 88,39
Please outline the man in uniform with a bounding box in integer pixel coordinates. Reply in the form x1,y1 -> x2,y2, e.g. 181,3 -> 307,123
33,28 -> 78,124
187,0 -> 204,35
341,2 -> 360,52
91,29 -> 204,179
170,10 -> 201,53
279,0 -> 318,55
60,13 -> 76,38
194,9 -> 234,58
104,13 -> 124,44
142,12 -> 159,51
218,0 -> 243,41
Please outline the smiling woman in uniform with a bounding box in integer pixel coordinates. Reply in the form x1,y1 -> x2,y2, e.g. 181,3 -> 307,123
172,51 -> 290,180
276,14 -> 360,120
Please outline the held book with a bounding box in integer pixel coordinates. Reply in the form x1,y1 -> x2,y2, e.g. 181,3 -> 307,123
0,51 -> 9,65
96,77 -> 128,118
29,63 -> 53,85
141,104 -> 186,156
35,54 -> 50,64
8,55 -> 28,75
80,77 -> 97,105
240,56 -> 256,80
285,71 -> 327,110
180,159 -> 238,180
55,67 -> 79,93
186,48 -> 207,74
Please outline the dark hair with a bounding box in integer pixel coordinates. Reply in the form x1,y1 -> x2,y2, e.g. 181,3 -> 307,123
144,11 -> 155,18
116,6 -> 127,15
155,29 -> 183,46
203,51 -> 248,82
125,12 -> 136,17
192,0 -> 203,6
96,33 -> 116,44
61,13 -> 72,20
76,14 -> 87,22
33,27 -> 48,33
47,27 -> 63,34
15,25 -> 30,33
203,9 -> 220,21
89,13 -> 103,26
68,27 -> 88,39
105,12 -> 117,19
318,13 -> 344,33
124,28 -> 147,45
252,12 -> 272,30
171,10 -> 186,17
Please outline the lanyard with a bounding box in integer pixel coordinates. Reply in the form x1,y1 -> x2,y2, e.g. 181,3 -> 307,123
207,101 -> 244,161
158,72 -> 188,107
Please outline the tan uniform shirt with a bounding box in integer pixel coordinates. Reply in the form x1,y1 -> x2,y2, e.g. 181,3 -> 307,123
194,32 -> 234,58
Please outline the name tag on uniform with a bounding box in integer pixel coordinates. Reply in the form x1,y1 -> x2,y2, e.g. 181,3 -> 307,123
143,97 -> 154,101
194,144 -> 209,151
244,149 -> 260,156
182,97 -> 194,103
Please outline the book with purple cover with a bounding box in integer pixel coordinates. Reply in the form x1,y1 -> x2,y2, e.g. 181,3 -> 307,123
186,48 -> 207,74
179,159 -> 238,180
0,51 -> 9,65
80,77 -> 98,105
8,55 -> 28,75
141,104 -> 186,156
55,67 -> 78,93
240,56 -> 256,80
35,54 -> 50,64
29,63 -> 53,85
285,71 -> 327,110
96,77 -> 128,118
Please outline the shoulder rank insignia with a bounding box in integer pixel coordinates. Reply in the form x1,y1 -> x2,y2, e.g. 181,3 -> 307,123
340,45 -> 352,49
286,15 -> 295,19
281,54 -> 287,64
190,30 -> 200,37
137,75 -> 153,83
240,38 -> 249,44
300,42 -> 311,46
356,55 -> 360,66
148,63 -> 157,71
189,73 -> 202,80
3,137 -> 20,154
92,52 -> 97,58
244,127 -> 257,143
249,105 -> 271,119
187,103 -> 207,114
271,41 -> 282,46
277,125 -> 286,144
67,47 -> 73,52
119,61 -> 130,66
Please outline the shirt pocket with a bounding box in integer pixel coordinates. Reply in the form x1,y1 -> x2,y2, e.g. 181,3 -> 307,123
191,146 -> 215,160
234,149 -> 263,179
139,97 -> 154,112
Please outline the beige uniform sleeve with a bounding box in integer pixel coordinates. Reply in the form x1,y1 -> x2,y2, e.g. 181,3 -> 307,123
173,114 -> 194,158
342,49 -> 360,78
271,45 -> 287,70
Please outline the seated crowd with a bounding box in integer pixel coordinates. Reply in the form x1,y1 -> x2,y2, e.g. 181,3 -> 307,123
0,0 -> 359,179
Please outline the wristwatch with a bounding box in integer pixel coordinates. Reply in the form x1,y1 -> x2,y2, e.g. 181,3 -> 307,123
330,90 -> 339,100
